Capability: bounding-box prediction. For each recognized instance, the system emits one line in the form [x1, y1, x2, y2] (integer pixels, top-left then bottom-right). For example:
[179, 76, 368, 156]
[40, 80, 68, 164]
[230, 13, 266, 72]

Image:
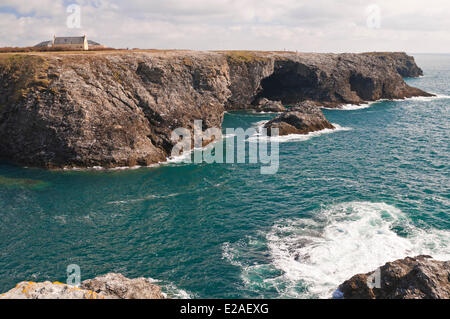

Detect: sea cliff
[0, 51, 430, 169]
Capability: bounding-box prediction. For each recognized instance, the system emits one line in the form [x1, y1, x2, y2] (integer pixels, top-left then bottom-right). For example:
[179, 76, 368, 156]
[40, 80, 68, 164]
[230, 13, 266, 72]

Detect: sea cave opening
[253, 62, 322, 105]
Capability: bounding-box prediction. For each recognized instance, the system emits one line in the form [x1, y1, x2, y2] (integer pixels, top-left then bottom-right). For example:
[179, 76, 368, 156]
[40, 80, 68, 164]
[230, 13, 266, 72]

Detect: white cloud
[0, 0, 66, 16]
[0, 0, 449, 52]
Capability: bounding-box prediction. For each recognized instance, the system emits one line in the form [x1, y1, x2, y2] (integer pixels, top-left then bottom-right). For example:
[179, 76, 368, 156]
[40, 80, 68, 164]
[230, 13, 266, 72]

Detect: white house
[52, 35, 89, 50]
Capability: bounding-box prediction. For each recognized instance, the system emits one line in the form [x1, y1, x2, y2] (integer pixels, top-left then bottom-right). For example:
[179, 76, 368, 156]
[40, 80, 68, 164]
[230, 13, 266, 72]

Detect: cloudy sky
[0, 0, 449, 52]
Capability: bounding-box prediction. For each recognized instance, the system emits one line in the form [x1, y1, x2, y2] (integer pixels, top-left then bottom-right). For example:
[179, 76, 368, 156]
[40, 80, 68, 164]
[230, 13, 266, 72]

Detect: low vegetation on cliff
[0, 50, 430, 169]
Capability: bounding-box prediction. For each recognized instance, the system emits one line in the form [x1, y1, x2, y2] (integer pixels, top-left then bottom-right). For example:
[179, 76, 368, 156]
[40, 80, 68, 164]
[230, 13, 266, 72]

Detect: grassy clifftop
[0, 55, 51, 108]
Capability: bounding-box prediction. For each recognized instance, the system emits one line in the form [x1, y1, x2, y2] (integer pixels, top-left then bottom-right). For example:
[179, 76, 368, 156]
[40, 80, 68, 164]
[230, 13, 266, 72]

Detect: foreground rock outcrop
[0, 273, 165, 299]
[0, 51, 430, 168]
[264, 101, 334, 136]
[80, 273, 164, 299]
[335, 256, 450, 299]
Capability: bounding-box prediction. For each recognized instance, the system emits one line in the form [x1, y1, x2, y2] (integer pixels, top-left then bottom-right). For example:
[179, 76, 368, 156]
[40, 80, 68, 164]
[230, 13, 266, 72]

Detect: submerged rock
[253, 98, 286, 112]
[335, 255, 450, 299]
[0, 273, 165, 299]
[0, 175, 49, 189]
[264, 101, 334, 136]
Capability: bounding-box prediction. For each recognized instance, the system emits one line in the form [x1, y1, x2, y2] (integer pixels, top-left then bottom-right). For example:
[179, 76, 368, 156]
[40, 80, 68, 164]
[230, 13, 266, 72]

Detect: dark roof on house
[35, 41, 51, 47]
[54, 36, 86, 45]
[88, 40, 101, 46]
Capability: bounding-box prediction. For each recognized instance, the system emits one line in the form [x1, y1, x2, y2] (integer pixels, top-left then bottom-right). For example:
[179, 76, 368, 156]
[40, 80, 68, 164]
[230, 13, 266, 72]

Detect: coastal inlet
[0, 53, 448, 298]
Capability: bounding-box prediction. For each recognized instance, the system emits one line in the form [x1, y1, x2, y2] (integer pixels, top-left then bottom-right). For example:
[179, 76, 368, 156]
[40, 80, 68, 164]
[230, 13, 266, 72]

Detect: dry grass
[218, 50, 272, 63]
[362, 52, 406, 56]
[0, 49, 195, 59]
[0, 46, 117, 53]
[0, 49, 298, 60]
[0, 54, 50, 104]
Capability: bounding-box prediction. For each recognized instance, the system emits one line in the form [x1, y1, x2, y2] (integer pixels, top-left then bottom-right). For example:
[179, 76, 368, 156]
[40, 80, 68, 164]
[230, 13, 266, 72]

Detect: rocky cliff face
[0, 273, 165, 299]
[80, 273, 165, 299]
[0, 51, 430, 169]
[362, 52, 424, 77]
[252, 52, 429, 106]
[335, 256, 450, 299]
[253, 98, 286, 113]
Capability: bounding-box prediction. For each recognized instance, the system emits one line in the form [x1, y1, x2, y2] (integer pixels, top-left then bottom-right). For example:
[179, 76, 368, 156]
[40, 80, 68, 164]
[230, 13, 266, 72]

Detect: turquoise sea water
[0, 54, 449, 298]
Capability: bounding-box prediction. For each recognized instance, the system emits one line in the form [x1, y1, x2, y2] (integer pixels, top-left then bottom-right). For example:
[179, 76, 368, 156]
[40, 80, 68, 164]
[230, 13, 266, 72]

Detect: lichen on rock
[0, 273, 165, 299]
[80, 273, 165, 299]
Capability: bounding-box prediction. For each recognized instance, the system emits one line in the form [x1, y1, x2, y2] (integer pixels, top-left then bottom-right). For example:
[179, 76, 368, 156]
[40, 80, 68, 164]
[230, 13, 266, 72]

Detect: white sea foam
[223, 133, 237, 139]
[339, 103, 373, 110]
[248, 123, 352, 143]
[147, 278, 193, 299]
[322, 102, 374, 111]
[222, 239, 280, 297]
[62, 164, 161, 171]
[165, 133, 236, 165]
[161, 283, 193, 299]
[250, 110, 284, 114]
[222, 242, 244, 268]
[404, 93, 450, 101]
[268, 202, 450, 298]
[63, 165, 142, 171]
[166, 151, 193, 164]
[223, 202, 450, 298]
[327, 93, 450, 111]
[108, 193, 180, 205]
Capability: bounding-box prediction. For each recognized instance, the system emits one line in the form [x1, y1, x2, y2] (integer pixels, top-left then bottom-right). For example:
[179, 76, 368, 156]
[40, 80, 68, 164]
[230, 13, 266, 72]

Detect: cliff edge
[0, 51, 430, 169]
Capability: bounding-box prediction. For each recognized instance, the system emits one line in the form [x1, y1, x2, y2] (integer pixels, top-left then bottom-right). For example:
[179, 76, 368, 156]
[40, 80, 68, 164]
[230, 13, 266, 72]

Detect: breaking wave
[222, 202, 450, 298]
[248, 121, 352, 143]
[147, 278, 193, 299]
[107, 193, 181, 205]
[329, 93, 450, 111]
[339, 103, 372, 110]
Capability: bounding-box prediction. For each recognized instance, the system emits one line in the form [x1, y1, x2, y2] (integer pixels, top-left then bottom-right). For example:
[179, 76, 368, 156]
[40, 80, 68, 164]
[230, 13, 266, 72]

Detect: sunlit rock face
[0, 51, 430, 169]
[264, 101, 335, 136]
[336, 256, 450, 299]
[0, 273, 165, 299]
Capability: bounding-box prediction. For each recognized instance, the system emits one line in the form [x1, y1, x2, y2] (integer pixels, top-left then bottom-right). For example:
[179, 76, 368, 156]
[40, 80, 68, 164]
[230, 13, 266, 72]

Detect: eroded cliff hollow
[0, 51, 430, 169]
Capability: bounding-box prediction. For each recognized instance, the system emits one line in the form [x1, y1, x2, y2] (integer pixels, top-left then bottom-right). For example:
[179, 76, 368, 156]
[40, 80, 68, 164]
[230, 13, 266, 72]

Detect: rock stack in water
[264, 101, 335, 136]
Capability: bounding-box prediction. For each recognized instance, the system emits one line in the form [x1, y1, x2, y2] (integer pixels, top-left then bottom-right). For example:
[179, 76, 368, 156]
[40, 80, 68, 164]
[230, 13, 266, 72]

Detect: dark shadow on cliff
[254, 61, 327, 105]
